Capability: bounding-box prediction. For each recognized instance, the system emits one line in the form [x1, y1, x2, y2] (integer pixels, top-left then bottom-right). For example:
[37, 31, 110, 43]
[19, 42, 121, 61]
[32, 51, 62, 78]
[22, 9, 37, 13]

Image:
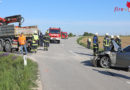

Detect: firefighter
[43, 32, 50, 51]
[39, 32, 44, 47]
[115, 35, 121, 48]
[32, 31, 39, 53]
[93, 33, 99, 56]
[110, 35, 115, 51]
[87, 37, 91, 49]
[46, 31, 50, 47]
[18, 32, 28, 55]
[103, 33, 111, 51]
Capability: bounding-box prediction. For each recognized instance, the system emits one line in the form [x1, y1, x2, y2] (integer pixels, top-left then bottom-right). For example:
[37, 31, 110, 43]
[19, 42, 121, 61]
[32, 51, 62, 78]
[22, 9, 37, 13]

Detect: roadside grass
[0, 52, 38, 90]
[77, 36, 94, 49]
[77, 36, 87, 48]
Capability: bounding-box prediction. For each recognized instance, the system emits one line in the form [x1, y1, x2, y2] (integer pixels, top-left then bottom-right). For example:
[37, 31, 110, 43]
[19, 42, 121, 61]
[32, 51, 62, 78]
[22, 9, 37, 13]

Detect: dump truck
[0, 15, 39, 52]
[0, 25, 39, 52]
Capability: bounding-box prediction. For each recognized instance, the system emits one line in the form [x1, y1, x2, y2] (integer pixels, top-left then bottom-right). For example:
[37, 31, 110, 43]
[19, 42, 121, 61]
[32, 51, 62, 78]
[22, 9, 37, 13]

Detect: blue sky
[0, 0, 130, 35]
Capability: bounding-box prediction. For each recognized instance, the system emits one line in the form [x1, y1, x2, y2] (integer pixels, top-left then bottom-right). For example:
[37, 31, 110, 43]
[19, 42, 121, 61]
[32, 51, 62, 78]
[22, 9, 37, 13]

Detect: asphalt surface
[29, 37, 130, 90]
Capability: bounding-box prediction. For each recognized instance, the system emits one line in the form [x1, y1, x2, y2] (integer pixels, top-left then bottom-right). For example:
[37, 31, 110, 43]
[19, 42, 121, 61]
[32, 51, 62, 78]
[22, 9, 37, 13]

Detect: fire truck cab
[49, 27, 61, 43]
[61, 32, 68, 39]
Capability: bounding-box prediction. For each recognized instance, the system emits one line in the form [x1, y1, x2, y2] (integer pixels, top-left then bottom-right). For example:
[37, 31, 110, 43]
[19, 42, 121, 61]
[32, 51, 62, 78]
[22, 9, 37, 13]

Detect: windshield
[49, 30, 60, 34]
[112, 40, 120, 51]
[62, 33, 67, 35]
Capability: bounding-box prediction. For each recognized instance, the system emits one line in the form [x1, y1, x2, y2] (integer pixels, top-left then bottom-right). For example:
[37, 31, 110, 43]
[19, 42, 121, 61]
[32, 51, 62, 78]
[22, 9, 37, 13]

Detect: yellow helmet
[34, 31, 37, 34]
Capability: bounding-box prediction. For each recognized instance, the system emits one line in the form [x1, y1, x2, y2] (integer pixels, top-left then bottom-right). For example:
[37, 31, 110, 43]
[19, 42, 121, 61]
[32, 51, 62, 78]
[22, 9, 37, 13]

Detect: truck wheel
[0, 41, 3, 51]
[100, 56, 110, 68]
[5, 41, 11, 52]
[58, 40, 60, 44]
[128, 66, 130, 72]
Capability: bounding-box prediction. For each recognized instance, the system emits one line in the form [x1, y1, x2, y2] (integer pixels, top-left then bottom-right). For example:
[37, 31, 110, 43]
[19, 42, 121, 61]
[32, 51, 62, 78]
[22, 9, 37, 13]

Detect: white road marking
[61, 44, 64, 46]
[126, 81, 130, 84]
[69, 50, 85, 60]
[69, 50, 78, 56]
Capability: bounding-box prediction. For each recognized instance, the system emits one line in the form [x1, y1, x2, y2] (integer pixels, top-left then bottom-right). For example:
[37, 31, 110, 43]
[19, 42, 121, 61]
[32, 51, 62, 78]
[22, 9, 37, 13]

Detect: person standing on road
[32, 31, 39, 53]
[93, 33, 99, 56]
[87, 37, 92, 49]
[43, 32, 50, 51]
[18, 32, 28, 55]
[39, 32, 44, 47]
[115, 35, 121, 48]
[103, 33, 111, 51]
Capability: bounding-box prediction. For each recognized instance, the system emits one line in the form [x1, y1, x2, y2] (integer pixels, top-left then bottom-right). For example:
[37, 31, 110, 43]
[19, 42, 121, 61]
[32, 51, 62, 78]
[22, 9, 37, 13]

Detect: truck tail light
[13, 39, 18, 42]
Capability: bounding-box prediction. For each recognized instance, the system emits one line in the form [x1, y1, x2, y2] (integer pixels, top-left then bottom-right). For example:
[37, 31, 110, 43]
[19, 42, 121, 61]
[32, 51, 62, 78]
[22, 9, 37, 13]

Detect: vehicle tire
[5, 41, 11, 52]
[100, 56, 111, 68]
[128, 66, 130, 72]
[58, 40, 60, 44]
[92, 56, 98, 67]
[0, 41, 3, 51]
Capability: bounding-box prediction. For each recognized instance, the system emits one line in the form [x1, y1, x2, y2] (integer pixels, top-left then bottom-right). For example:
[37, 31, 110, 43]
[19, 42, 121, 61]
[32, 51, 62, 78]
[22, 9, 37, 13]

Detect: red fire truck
[49, 27, 61, 43]
[61, 32, 68, 39]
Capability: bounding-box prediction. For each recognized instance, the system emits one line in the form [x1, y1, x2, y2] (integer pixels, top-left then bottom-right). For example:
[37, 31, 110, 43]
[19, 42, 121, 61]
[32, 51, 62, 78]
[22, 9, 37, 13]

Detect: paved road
[29, 37, 130, 90]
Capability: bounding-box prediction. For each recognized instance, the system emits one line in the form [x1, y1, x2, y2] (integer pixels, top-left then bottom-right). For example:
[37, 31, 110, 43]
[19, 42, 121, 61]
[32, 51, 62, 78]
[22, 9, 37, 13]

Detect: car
[91, 40, 130, 70]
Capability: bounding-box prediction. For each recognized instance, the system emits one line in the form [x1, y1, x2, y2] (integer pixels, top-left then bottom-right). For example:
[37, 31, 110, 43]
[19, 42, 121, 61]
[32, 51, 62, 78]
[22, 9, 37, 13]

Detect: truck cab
[61, 32, 68, 39]
[49, 28, 61, 43]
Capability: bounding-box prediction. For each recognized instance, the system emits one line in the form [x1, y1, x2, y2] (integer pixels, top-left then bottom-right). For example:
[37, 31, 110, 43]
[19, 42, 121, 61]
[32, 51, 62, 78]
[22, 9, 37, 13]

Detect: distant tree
[68, 33, 75, 37]
[83, 32, 94, 36]
[73, 35, 76, 37]
[68, 33, 73, 37]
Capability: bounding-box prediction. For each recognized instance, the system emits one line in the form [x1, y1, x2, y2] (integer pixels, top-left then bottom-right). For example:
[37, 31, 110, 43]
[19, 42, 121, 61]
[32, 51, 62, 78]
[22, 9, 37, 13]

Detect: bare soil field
[80, 36, 130, 49]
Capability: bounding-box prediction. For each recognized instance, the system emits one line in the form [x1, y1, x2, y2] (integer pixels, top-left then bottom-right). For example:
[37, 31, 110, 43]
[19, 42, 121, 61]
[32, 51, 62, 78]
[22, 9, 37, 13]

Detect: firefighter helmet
[111, 35, 114, 39]
[117, 35, 120, 38]
[105, 33, 109, 36]
[95, 33, 98, 36]
[34, 31, 37, 34]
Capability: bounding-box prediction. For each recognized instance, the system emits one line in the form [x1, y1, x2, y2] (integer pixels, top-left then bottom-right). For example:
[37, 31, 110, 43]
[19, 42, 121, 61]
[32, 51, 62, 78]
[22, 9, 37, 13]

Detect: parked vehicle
[61, 32, 68, 39]
[0, 25, 39, 52]
[92, 40, 130, 70]
[49, 27, 61, 43]
[0, 15, 39, 52]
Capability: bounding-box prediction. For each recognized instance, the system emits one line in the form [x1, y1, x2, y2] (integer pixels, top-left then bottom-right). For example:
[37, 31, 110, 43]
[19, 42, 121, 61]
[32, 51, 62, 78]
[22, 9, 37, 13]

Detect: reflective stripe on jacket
[32, 34, 39, 46]
[103, 37, 111, 47]
[33, 34, 39, 41]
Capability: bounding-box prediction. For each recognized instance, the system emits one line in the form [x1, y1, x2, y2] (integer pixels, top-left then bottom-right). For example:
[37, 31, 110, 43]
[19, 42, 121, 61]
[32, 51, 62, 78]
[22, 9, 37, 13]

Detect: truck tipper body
[0, 25, 38, 52]
[49, 27, 61, 43]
